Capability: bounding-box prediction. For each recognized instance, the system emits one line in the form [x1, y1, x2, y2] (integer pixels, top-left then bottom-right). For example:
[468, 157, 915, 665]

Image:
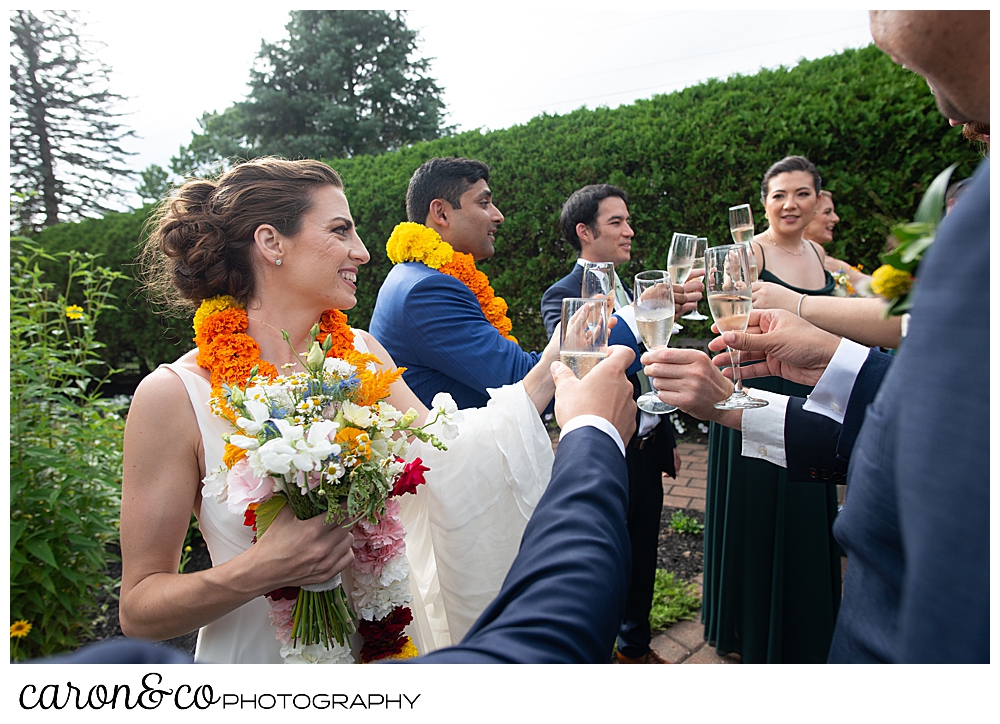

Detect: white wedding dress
[162, 334, 553, 663]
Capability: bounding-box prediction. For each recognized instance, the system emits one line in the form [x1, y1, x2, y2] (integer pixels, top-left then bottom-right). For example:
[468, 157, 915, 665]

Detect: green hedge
[33, 45, 982, 370]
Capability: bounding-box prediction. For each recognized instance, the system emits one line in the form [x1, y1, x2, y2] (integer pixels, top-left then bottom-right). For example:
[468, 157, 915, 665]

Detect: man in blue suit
[369, 157, 548, 409]
[540, 184, 680, 664]
[642, 10, 989, 663]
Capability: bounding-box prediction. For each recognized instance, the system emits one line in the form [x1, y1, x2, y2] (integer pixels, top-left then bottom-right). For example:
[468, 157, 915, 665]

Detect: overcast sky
[70, 3, 876, 204]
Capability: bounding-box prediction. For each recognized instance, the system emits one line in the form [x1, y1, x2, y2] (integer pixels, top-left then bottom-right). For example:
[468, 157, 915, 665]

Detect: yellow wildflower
[65, 305, 84, 320]
[870, 265, 913, 299]
[10, 620, 32, 638]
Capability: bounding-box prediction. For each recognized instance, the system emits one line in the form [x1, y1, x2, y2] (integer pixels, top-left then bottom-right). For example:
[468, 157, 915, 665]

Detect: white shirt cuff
[802, 338, 869, 424]
[560, 414, 626, 457]
[740, 389, 789, 467]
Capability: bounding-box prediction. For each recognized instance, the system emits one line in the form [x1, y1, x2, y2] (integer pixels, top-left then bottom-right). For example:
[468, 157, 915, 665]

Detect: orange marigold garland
[385, 221, 518, 344]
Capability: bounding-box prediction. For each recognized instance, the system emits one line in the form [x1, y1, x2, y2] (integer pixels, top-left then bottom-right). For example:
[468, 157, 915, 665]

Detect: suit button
[809, 467, 818, 479]
[821, 469, 830, 480]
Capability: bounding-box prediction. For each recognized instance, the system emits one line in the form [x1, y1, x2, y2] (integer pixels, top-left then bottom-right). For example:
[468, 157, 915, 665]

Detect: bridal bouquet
[202, 320, 458, 663]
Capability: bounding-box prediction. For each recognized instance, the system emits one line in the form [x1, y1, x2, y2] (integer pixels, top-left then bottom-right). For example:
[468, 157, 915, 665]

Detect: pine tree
[10, 10, 135, 230]
[172, 10, 448, 176]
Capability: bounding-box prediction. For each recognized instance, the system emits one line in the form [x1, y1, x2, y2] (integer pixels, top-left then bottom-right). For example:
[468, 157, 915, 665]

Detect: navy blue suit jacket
[369, 262, 541, 409]
[787, 161, 989, 663]
[416, 426, 631, 662]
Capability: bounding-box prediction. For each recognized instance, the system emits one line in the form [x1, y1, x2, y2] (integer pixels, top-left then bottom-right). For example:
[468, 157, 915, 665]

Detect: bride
[120, 158, 558, 663]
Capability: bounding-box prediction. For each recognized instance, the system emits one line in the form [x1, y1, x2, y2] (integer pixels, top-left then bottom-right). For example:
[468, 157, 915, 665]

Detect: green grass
[649, 570, 701, 633]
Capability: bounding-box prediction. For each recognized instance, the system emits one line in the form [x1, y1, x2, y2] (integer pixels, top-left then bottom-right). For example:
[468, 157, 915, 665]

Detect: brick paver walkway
[655, 441, 739, 663]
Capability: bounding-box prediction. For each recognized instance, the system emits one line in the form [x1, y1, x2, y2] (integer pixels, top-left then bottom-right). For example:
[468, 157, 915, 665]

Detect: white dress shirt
[741, 338, 870, 466]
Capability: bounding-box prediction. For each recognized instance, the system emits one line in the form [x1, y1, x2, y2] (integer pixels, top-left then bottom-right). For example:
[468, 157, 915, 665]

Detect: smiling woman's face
[763, 170, 818, 236]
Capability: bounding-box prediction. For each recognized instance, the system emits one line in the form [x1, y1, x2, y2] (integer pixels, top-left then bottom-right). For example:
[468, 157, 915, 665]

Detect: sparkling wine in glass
[681, 236, 709, 321]
[728, 204, 759, 283]
[633, 270, 676, 414]
[704, 245, 768, 410]
[668, 233, 696, 332]
[560, 297, 610, 378]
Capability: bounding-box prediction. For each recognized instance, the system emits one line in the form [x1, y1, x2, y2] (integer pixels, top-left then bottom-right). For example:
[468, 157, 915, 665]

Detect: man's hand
[674, 270, 704, 316]
[551, 344, 636, 444]
[708, 309, 841, 387]
[641, 348, 735, 423]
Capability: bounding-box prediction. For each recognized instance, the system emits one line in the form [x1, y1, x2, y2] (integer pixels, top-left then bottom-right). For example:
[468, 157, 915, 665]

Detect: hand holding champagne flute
[728, 204, 759, 283]
[633, 270, 677, 414]
[704, 245, 767, 409]
[560, 297, 610, 379]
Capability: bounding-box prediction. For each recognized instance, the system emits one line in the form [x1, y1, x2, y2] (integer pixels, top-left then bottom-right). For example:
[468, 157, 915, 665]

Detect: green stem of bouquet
[291, 587, 356, 650]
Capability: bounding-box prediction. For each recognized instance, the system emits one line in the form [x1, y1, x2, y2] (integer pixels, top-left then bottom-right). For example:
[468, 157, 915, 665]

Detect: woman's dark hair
[760, 155, 822, 203]
[141, 158, 343, 313]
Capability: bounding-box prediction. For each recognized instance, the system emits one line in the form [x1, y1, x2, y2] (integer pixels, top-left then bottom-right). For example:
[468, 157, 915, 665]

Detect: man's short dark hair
[406, 157, 491, 223]
[559, 184, 629, 252]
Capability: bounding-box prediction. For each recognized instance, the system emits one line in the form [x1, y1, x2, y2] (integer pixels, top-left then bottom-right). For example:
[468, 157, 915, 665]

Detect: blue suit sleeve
[540, 283, 565, 338]
[608, 314, 643, 377]
[414, 427, 631, 663]
[400, 272, 541, 393]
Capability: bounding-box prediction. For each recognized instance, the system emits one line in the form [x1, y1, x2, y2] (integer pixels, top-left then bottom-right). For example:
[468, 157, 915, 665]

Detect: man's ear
[576, 221, 594, 251]
[427, 199, 451, 228]
[254, 224, 284, 265]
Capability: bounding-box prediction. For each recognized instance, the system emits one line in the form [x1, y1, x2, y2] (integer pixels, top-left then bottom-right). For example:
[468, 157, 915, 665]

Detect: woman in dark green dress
[703, 156, 842, 663]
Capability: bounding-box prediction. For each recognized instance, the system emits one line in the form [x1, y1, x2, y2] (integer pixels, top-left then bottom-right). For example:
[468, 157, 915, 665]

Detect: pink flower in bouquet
[391, 457, 429, 497]
[267, 597, 297, 644]
[226, 459, 274, 514]
[352, 498, 406, 576]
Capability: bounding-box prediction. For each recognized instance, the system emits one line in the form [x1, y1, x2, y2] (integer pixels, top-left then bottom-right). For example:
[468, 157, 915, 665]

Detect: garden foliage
[31, 45, 982, 369]
[10, 239, 127, 659]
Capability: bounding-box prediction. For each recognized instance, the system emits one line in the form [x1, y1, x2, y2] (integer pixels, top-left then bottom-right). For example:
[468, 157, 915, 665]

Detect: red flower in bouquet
[392, 458, 429, 497]
[358, 606, 414, 663]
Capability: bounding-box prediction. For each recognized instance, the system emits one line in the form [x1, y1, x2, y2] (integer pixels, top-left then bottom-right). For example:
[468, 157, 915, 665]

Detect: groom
[369, 157, 544, 409]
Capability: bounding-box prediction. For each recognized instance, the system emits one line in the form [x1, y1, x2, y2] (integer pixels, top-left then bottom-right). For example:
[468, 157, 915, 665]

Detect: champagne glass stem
[728, 347, 744, 394]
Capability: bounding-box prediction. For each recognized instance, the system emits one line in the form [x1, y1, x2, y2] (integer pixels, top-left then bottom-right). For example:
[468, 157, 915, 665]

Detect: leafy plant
[873, 163, 958, 315]
[649, 570, 701, 632]
[669, 510, 705, 535]
[10, 237, 127, 660]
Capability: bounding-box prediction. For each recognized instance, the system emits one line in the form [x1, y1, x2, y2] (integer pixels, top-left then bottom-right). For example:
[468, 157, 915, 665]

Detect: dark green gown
[703, 257, 842, 664]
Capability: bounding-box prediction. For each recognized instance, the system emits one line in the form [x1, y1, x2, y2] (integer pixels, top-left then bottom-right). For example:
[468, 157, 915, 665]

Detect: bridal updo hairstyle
[760, 155, 822, 203]
[142, 158, 343, 312]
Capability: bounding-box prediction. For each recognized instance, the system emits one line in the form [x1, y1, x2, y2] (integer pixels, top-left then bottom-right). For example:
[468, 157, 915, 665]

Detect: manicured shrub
[33, 45, 982, 363]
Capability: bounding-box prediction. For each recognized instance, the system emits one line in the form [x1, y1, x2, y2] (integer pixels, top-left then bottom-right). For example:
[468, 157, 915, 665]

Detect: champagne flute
[633, 270, 677, 414]
[559, 297, 610, 379]
[581, 261, 617, 308]
[704, 245, 768, 410]
[681, 236, 709, 321]
[668, 233, 696, 332]
[728, 204, 759, 283]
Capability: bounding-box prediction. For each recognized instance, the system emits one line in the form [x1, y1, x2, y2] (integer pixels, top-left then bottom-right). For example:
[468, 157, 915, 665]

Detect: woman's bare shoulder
[131, 350, 204, 411]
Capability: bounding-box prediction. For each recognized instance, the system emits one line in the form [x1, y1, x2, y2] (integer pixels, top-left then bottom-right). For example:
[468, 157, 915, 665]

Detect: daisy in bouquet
[201, 312, 458, 664]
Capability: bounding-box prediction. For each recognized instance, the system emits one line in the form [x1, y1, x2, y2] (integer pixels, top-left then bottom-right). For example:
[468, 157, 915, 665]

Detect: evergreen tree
[135, 164, 173, 205]
[172, 10, 448, 176]
[10, 10, 136, 230]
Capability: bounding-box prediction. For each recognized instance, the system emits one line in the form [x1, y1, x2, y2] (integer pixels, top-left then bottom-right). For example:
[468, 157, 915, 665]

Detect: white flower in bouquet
[280, 642, 354, 665]
[341, 401, 374, 428]
[350, 555, 413, 620]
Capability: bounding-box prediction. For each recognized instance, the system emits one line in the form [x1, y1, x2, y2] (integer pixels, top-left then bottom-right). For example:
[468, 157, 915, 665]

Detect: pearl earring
[275, 258, 282, 266]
